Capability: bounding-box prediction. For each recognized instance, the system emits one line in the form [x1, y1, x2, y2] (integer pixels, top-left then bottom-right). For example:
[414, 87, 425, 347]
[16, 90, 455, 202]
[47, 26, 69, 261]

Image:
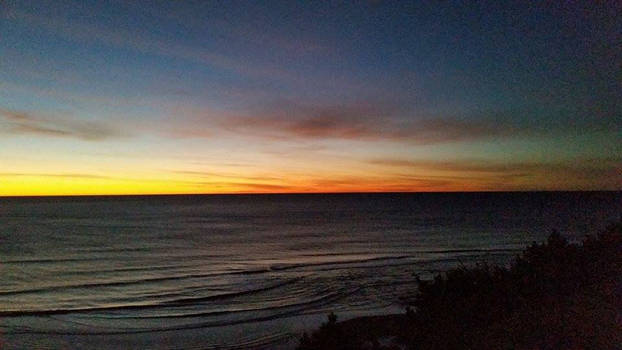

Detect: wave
[0, 256, 408, 296]
[100, 285, 351, 319]
[1, 256, 122, 264]
[0, 253, 224, 264]
[267, 249, 517, 272]
[53, 263, 206, 276]
[2, 248, 519, 266]
[0, 268, 273, 296]
[0, 277, 305, 317]
[293, 247, 521, 261]
[421, 247, 522, 254]
[267, 255, 413, 271]
[0, 249, 519, 297]
[3, 287, 355, 335]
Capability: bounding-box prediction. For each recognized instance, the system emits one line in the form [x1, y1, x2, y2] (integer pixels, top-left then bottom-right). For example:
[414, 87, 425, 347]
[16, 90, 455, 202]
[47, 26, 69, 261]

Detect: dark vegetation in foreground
[298, 223, 622, 350]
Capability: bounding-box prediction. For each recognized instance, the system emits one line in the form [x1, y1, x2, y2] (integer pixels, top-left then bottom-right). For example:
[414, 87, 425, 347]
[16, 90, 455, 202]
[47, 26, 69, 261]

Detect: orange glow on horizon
[1, 156, 616, 196]
[0, 173, 495, 196]
[0, 174, 574, 196]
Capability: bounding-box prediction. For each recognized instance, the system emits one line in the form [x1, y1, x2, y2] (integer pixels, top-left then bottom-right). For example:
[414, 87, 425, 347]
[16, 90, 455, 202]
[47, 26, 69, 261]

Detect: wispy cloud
[368, 158, 622, 190]
[11, 10, 299, 83]
[210, 97, 622, 144]
[215, 102, 520, 144]
[307, 176, 455, 191]
[369, 158, 621, 174]
[190, 181, 297, 193]
[114, 1, 332, 57]
[398, 118, 519, 144]
[221, 104, 386, 140]
[0, 109, 126, 141]
[171, 170, 282, 182]
[368, 159, 536, 173]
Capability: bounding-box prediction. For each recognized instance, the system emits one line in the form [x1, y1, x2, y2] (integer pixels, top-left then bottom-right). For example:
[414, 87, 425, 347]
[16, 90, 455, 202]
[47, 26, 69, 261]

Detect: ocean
[0, 192, 619, 349]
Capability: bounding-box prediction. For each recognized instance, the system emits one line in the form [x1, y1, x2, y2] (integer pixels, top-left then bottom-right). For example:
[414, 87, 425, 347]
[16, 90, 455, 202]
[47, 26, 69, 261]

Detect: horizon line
[1, 189, 619, 199]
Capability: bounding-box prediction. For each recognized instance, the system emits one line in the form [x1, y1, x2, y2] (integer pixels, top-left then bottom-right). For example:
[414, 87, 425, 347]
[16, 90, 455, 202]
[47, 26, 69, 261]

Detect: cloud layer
[0, 109, 124, 141]
[213, 102, 523, 144]
[368, 158, 622, 190]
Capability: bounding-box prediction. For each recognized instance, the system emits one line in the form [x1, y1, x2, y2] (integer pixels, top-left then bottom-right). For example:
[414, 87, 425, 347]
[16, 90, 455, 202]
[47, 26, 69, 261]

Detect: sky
[0, 0, 620, 195]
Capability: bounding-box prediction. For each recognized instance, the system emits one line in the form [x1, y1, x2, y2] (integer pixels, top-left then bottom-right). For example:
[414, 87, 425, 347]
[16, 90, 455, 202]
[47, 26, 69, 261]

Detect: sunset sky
[1, 0, 620, 195]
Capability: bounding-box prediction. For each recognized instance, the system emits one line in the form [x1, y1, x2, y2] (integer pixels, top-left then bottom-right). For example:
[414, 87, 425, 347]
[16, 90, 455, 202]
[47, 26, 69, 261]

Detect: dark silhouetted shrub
[298, 223, 622, 350]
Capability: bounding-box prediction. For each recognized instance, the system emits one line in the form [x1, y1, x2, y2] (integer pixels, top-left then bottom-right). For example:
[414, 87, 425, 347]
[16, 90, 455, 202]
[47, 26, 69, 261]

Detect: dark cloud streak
[369, 158, 621, 174]
[191, 181, 295, 192]
[0, 109, 126, 141]
[212, 98, 620, 145]
[368, 158, 622, 189]
[171, 170, 281, 182]
[217, 102, 521, 144]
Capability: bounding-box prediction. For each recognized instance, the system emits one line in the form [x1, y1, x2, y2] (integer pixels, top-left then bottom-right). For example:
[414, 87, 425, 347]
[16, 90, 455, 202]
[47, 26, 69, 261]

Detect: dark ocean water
[0, 192, 619, 349]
